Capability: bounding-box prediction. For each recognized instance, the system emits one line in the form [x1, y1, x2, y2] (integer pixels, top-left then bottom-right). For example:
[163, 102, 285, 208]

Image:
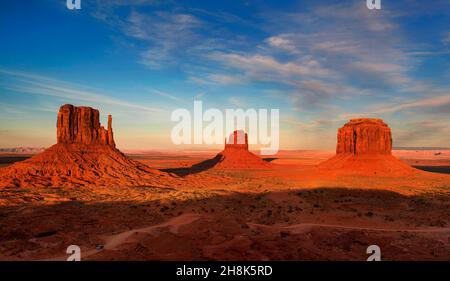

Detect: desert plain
[1, 149, 450, 260]
[0, 106, 449, 261]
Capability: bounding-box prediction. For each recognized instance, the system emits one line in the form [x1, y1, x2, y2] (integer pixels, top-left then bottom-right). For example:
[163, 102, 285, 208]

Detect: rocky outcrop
[189, 130, 272, 171]
[57, 104, 115, 147]
[319, 118, 417, 176]
[336, 118, 392, 155]
[0, 104, 176, 188]
[224, 130, 249, 151]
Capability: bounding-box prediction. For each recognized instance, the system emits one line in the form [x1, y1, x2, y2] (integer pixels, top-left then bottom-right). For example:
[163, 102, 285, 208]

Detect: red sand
[213, 148, 272, 169]
[0, 144, 176, 188]
[1, 108, 450, 261]
[318, 154, 419, 176]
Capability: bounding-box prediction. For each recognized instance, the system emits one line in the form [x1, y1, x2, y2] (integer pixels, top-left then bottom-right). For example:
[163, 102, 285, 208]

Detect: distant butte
[319, 118, 418, 176]
[224, 129, 249, 151]
[190, 130, 272, 171]
[0, 104, 176, 188]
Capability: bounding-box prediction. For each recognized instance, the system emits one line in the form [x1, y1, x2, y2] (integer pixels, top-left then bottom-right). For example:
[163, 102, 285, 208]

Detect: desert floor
[0, 150, 449, 261]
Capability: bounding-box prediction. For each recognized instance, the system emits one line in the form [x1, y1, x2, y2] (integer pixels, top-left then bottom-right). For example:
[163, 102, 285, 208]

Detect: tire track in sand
[42, 213, 204, 261]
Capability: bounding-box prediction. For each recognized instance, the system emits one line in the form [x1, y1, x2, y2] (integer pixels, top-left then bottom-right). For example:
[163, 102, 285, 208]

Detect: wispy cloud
[443, 31, 450, 45]
[371, 94, 450, 115]
[228, 97, 246, 107]
[265, 34, 300, 54]
[0, 69, 162, 113]
[395, 119, 450, 147]
[208, 52, 329, 80]
[3, 0, 449, 149]
[125, 11, 203, 69]
[186, 73, 245, 86]
[147, 88, 185, 103]
[335, 93, 450, 123]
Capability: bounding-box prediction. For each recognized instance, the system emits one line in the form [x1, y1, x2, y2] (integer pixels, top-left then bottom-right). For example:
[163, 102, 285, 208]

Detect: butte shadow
[1, 187, 449, 260]
[163, 130, 273, 176]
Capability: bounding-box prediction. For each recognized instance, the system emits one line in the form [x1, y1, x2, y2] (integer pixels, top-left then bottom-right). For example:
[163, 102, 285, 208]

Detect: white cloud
[350, 61, 404, 73]
[208, 52, 329, 79]
[208, 74, 245, 85]
[374, 95, 450, 114]
[83, 1, 450, 148]
[265, 34, 300, 54]
[187, 73, 245, 86]
[313, 40, 361, 54]
[335, 93, 450, 123]
[312, 2, 398, 32]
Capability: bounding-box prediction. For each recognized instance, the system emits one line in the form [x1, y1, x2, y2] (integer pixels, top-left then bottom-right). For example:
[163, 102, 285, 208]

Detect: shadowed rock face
[336, 118, 392, 155]
[57, 104, 115, 148]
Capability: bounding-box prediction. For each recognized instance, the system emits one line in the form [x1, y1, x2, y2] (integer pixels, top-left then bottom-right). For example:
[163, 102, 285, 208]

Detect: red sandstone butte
[192, 130, 272, 170]
[224, 130, 249, 150]
[0, 104, 175, 188]
[336, 118, 392, 155]
[57, 104, 115, 147]
[319, 118, 417, 176]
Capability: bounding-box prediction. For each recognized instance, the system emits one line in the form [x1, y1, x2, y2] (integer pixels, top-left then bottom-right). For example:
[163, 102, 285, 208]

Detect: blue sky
[0, 0, 450, 150]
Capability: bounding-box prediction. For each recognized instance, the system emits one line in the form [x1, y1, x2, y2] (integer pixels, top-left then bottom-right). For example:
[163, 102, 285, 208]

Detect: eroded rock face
[336, 118, 392, 155]
[216, 130, 271, 169]
[57, 104, 115, 147]
[224, 130, 249, 151]
[319, 118, 418, 176]
[0, 104, 178, 188]
[188, 130, 271, 170]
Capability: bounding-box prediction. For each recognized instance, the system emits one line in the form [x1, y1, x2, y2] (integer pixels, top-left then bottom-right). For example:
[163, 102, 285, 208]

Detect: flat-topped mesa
[57, 104, 115, 147]
[224, 130, 249, 151]
[336, 118, 392, 155]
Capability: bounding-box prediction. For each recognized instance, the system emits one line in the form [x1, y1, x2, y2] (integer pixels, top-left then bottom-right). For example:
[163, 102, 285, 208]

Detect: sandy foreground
[0, 150, 449, 261]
